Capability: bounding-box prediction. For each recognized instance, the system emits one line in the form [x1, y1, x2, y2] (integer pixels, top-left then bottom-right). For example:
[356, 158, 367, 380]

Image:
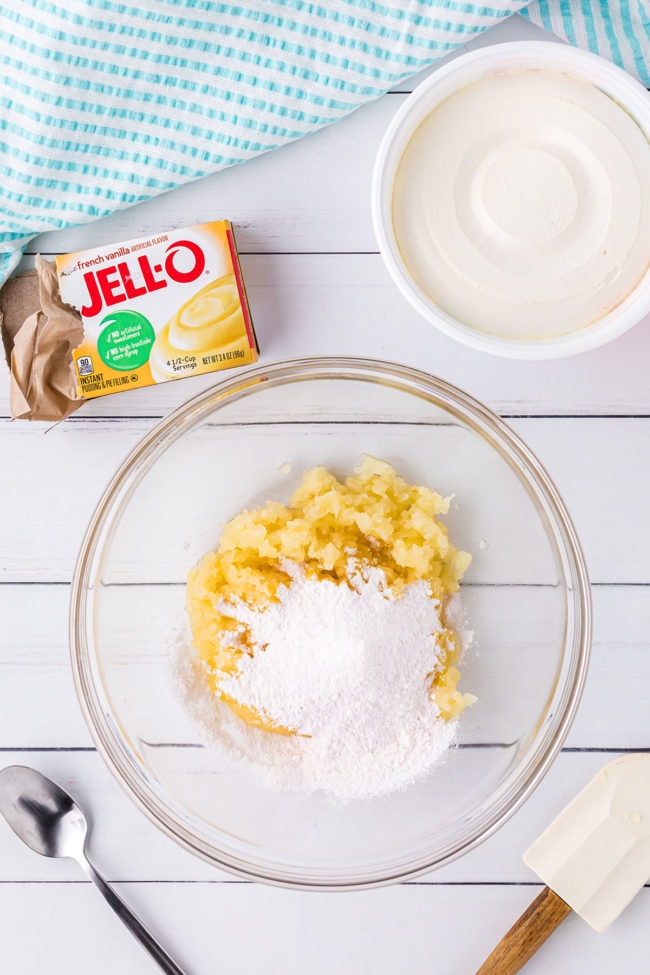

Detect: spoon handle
[80, 856, 187, 975]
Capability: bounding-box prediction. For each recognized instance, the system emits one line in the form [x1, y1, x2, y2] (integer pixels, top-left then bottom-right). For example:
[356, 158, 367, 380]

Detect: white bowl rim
[371, 41, 650, 360]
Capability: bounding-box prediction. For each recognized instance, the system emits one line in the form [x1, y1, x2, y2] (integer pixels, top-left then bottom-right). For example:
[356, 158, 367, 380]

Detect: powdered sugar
[176, 561, 463, 803]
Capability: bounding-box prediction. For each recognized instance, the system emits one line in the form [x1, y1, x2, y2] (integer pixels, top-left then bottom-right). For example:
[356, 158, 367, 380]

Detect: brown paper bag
[0, 256, 85, 420]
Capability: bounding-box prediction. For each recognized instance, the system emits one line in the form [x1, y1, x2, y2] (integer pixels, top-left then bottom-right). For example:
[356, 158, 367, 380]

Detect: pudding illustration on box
[57, 221, 258, 399]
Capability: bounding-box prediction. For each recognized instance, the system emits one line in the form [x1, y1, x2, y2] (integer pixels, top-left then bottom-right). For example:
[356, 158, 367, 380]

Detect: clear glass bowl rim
[69, 356, 592, 890]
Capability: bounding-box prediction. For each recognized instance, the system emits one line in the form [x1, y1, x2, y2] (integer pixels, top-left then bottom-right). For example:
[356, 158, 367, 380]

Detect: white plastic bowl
[371, 42, 650, 360]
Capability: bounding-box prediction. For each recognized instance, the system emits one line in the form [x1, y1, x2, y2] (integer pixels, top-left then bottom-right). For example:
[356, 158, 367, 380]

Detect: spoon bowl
[0, 765, 87, 860]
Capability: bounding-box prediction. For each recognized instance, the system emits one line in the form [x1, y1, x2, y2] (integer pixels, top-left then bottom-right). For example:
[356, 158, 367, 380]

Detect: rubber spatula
[476, 753, 650, 974]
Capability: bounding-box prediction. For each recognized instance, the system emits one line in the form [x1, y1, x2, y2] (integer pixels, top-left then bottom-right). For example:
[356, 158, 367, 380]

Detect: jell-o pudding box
[56, 220, 258, 399]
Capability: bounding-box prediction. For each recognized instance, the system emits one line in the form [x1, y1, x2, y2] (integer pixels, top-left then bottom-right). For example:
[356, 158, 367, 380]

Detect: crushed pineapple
[187, 455, 474, 730]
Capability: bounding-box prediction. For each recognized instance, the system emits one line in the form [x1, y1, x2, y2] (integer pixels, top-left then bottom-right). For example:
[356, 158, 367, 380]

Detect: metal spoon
[0, 765, 187, 975]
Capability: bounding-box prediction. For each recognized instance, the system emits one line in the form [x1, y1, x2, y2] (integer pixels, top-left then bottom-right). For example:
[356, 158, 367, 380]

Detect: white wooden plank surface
[2, 13, 649, 975]
[5, 254, 650, 420]
[1, 882, 649, 975]
[0, 749, 643, 884]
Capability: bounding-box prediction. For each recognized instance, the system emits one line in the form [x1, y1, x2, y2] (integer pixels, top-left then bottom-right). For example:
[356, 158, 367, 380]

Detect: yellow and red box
[56, 220, 258, 399]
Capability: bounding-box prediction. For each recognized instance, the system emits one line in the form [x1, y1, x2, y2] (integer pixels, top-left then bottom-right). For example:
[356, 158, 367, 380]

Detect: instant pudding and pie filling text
[182, 456, 475, 802]
[57, 221, 257, 399]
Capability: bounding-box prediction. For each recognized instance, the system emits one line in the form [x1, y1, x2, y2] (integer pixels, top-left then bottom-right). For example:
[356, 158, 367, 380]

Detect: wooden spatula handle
[476, 885, 572, 975]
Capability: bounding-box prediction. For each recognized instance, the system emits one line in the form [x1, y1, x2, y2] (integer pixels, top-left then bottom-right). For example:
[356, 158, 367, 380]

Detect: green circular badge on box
[97, 310, 156, 371]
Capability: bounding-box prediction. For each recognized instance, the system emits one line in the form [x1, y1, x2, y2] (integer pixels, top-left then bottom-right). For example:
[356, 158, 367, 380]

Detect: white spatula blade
[524, 753, 650, 932]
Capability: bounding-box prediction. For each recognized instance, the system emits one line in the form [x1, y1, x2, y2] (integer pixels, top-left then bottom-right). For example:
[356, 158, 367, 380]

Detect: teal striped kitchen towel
[1, 0, 648, 286]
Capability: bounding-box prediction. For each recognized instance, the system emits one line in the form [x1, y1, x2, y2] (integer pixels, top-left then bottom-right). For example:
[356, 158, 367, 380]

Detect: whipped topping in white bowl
[372, 43, 650, 359]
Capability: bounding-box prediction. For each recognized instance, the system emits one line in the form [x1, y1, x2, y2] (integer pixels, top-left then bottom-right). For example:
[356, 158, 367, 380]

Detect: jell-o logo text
[80, 240, 206, 317]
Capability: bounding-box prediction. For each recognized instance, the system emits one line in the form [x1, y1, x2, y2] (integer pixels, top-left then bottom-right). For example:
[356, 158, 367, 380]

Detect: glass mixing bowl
[70, 358, 591, 888]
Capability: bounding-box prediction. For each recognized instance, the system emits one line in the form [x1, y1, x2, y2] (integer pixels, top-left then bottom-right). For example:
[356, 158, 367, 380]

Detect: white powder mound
[175, 563, 461, 803]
